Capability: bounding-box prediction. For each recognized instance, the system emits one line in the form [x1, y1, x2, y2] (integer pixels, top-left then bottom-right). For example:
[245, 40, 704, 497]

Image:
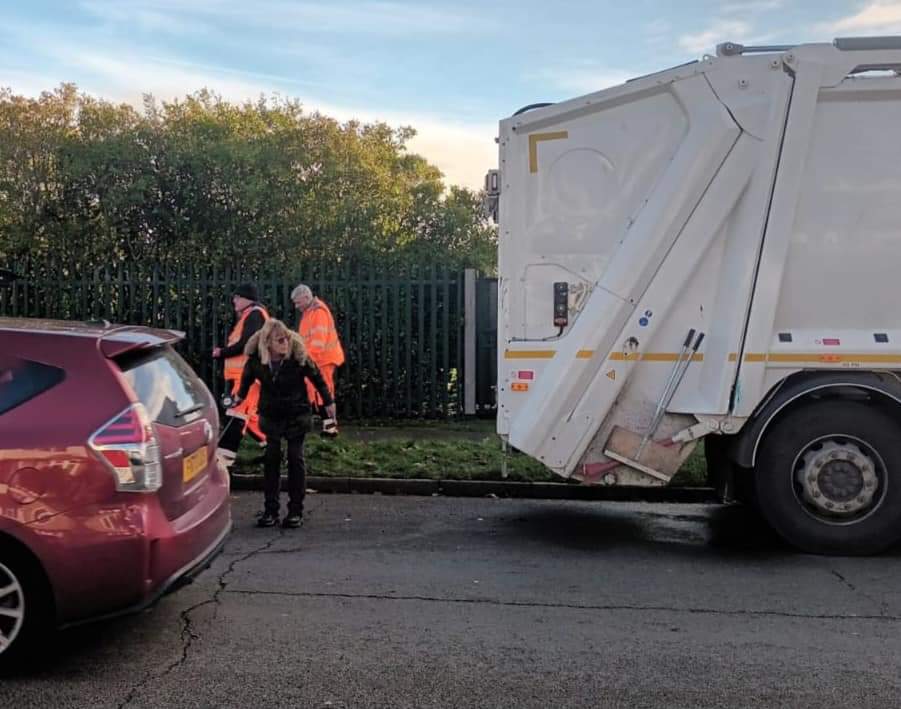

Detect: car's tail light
[89, 404, 163, 492]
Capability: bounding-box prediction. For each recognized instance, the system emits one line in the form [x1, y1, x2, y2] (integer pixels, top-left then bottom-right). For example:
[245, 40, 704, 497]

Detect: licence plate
[183, 447, 209, 483]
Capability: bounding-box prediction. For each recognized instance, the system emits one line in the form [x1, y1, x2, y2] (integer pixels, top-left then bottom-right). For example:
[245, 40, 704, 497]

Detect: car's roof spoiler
[98, 325, 186, 358]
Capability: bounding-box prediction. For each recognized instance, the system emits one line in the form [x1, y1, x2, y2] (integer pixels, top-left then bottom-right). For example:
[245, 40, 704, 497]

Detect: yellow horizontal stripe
[608, 352, 640, 362]
[505, 349, 901, 365]
[608, 352, 703, 362]
[766, 353, 901, 364]
[504, 349, 556, 359]
[641, 353, 704, 362]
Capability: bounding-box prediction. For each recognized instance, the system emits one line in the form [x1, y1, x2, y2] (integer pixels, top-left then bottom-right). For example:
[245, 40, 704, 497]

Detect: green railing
[0, 259, 466, 419]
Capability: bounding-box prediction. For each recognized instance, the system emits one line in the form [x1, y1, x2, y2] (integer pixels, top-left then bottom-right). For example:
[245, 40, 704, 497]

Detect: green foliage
[235, 431, 557, 482]
[0, 85, 496, 272]
[234, 425, 710, 485]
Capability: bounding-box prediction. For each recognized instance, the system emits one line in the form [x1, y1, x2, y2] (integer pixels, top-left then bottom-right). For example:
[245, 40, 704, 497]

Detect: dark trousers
[260, 416, 307, 516]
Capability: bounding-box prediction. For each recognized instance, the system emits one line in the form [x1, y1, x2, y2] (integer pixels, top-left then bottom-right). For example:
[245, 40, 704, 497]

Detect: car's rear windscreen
[117, 346, 209, 427]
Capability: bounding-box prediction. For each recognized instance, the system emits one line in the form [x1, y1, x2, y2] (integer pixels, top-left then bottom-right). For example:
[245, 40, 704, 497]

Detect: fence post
[463, 268, 477, 416]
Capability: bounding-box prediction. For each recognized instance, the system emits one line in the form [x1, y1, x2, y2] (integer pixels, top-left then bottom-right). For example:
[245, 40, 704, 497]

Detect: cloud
[1, 69, 73, 99]
[645, 19, 672, 35]
[821, 1, 901, 34]
[78, 0, 488, 37]
[1, 5, 502, 190]
[720, 0, 783, 13]
[60, 50, 284, 106]
[2, 42, 496, 190]
[405, 121, 497, 192]
[678, 20, 754, 54]
[530, 66, 634, 96]
[78, 2, 209, 37]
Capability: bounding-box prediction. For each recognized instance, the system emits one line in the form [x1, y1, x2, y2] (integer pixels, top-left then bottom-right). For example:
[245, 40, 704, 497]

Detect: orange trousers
[226, 376, 266, 442]
[306, 364, 337, 410]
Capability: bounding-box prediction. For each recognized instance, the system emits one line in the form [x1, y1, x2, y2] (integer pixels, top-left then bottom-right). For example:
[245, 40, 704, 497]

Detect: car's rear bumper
[58, 517, 231, 629]
[22, 465, 233, 626]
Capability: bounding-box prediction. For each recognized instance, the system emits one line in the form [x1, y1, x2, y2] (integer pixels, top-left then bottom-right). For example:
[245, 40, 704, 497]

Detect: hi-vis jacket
[298, 298, 344, 368]
[223, 304, 270, 380]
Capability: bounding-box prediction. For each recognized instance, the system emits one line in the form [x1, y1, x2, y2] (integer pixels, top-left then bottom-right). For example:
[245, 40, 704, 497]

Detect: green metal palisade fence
[0, 258, 470, 420]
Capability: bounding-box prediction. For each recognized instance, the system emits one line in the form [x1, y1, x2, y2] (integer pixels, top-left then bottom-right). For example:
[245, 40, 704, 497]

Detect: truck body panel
[495, 40, 901, 487]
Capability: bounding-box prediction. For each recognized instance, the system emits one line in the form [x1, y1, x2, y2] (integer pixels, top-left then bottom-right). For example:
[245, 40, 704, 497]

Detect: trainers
[282, 513, 303, 529]
[256, 512, 278, 528]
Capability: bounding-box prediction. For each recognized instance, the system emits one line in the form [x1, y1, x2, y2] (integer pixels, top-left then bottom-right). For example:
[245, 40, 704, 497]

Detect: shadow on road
[501, 502, 796, 558]
[0, 614, 140, 680]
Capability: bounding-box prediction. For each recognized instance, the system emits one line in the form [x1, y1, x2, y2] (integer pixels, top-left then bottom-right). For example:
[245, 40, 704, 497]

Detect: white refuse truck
[487, 37, 901, 555]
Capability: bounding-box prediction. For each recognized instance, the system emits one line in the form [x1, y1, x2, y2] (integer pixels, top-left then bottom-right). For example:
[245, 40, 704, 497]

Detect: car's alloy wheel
[0, 561, 25, 655]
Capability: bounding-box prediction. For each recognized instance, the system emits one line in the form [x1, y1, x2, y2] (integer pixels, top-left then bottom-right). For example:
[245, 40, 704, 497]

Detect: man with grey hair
[292, 283, 344, 435]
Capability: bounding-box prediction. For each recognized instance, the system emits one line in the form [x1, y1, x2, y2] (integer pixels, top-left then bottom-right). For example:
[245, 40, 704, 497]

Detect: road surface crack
[116, 530, 285, 709]
[224, 588, 901, 623]
[831, 569, 891, 618]
[831, 569, 857, 592]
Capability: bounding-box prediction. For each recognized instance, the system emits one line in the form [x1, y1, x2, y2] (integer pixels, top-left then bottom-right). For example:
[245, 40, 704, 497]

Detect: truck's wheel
[755, 400, 901, 555]
[0, 545, 50, 672]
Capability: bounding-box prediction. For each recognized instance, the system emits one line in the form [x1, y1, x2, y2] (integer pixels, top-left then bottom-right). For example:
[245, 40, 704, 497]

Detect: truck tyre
[754, 400, 901, 555]
[0, 543, 51, 673]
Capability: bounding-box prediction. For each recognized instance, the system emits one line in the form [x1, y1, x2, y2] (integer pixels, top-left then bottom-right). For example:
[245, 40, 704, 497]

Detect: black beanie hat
[234, 283, 259, 302]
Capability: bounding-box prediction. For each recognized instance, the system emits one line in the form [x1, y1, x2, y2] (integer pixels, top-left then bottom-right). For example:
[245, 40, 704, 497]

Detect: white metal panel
[573, 134, 763, 478]
[509, 90, 690, 341]
[600, 77, 739, 303]
[502, 77, 740, 471]
[774, 77, 901, 331]
[497, 39, 901, 480]
[734, 55, 826, 417]
[738, 44, 901, 417]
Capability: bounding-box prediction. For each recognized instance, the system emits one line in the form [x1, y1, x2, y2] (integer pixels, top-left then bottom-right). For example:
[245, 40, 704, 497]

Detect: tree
[0, 85, 497, 274]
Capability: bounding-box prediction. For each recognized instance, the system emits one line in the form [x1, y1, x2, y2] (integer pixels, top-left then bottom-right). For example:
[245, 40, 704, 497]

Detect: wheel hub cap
[797, 440, 879, 518]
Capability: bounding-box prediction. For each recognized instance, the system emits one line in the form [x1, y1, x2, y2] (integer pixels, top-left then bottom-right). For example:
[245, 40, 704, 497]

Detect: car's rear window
[118, 346, 209, 426]
[0, 356, 66, 415]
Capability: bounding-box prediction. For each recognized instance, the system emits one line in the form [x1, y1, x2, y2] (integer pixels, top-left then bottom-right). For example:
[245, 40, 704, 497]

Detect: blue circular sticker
[639, 317, 649, 327]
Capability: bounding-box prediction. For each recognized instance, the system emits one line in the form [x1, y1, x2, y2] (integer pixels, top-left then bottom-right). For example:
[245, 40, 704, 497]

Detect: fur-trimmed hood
[244, 319, 311, 366]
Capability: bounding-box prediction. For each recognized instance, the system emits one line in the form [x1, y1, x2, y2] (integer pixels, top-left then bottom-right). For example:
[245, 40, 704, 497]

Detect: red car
[0, 318, 231, 666]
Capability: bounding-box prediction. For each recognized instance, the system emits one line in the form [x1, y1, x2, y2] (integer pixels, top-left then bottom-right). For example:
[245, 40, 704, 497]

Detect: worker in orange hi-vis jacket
[291, 283, 344, 435]
[213, 282, 270, 464]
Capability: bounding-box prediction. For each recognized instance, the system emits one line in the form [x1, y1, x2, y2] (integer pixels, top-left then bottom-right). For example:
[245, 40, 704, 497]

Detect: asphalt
[3, 492, 901, 708]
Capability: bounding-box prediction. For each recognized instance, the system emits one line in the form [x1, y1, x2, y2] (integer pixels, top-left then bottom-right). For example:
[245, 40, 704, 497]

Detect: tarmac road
[3, 492, 901, 708]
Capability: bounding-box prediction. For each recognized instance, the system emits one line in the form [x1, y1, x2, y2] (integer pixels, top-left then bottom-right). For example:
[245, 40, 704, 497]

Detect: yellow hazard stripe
[640, 353, 704, 362]
[508, 350, 704, 362]
[746, 353, 901, 364]
[605, 352, 704, 362]
[505, 350, 901, 365]
[504, 349, 556, 359]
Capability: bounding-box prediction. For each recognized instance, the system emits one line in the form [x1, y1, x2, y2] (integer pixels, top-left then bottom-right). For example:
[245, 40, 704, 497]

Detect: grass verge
[233, 425, 709, 487]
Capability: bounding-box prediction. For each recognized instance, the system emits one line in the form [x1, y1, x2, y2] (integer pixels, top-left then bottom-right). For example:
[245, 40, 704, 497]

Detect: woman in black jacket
[235, 319, 336, 528]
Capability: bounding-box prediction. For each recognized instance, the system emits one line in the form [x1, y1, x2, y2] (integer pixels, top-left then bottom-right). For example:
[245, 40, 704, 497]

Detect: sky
[1, 1, 899, 190]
